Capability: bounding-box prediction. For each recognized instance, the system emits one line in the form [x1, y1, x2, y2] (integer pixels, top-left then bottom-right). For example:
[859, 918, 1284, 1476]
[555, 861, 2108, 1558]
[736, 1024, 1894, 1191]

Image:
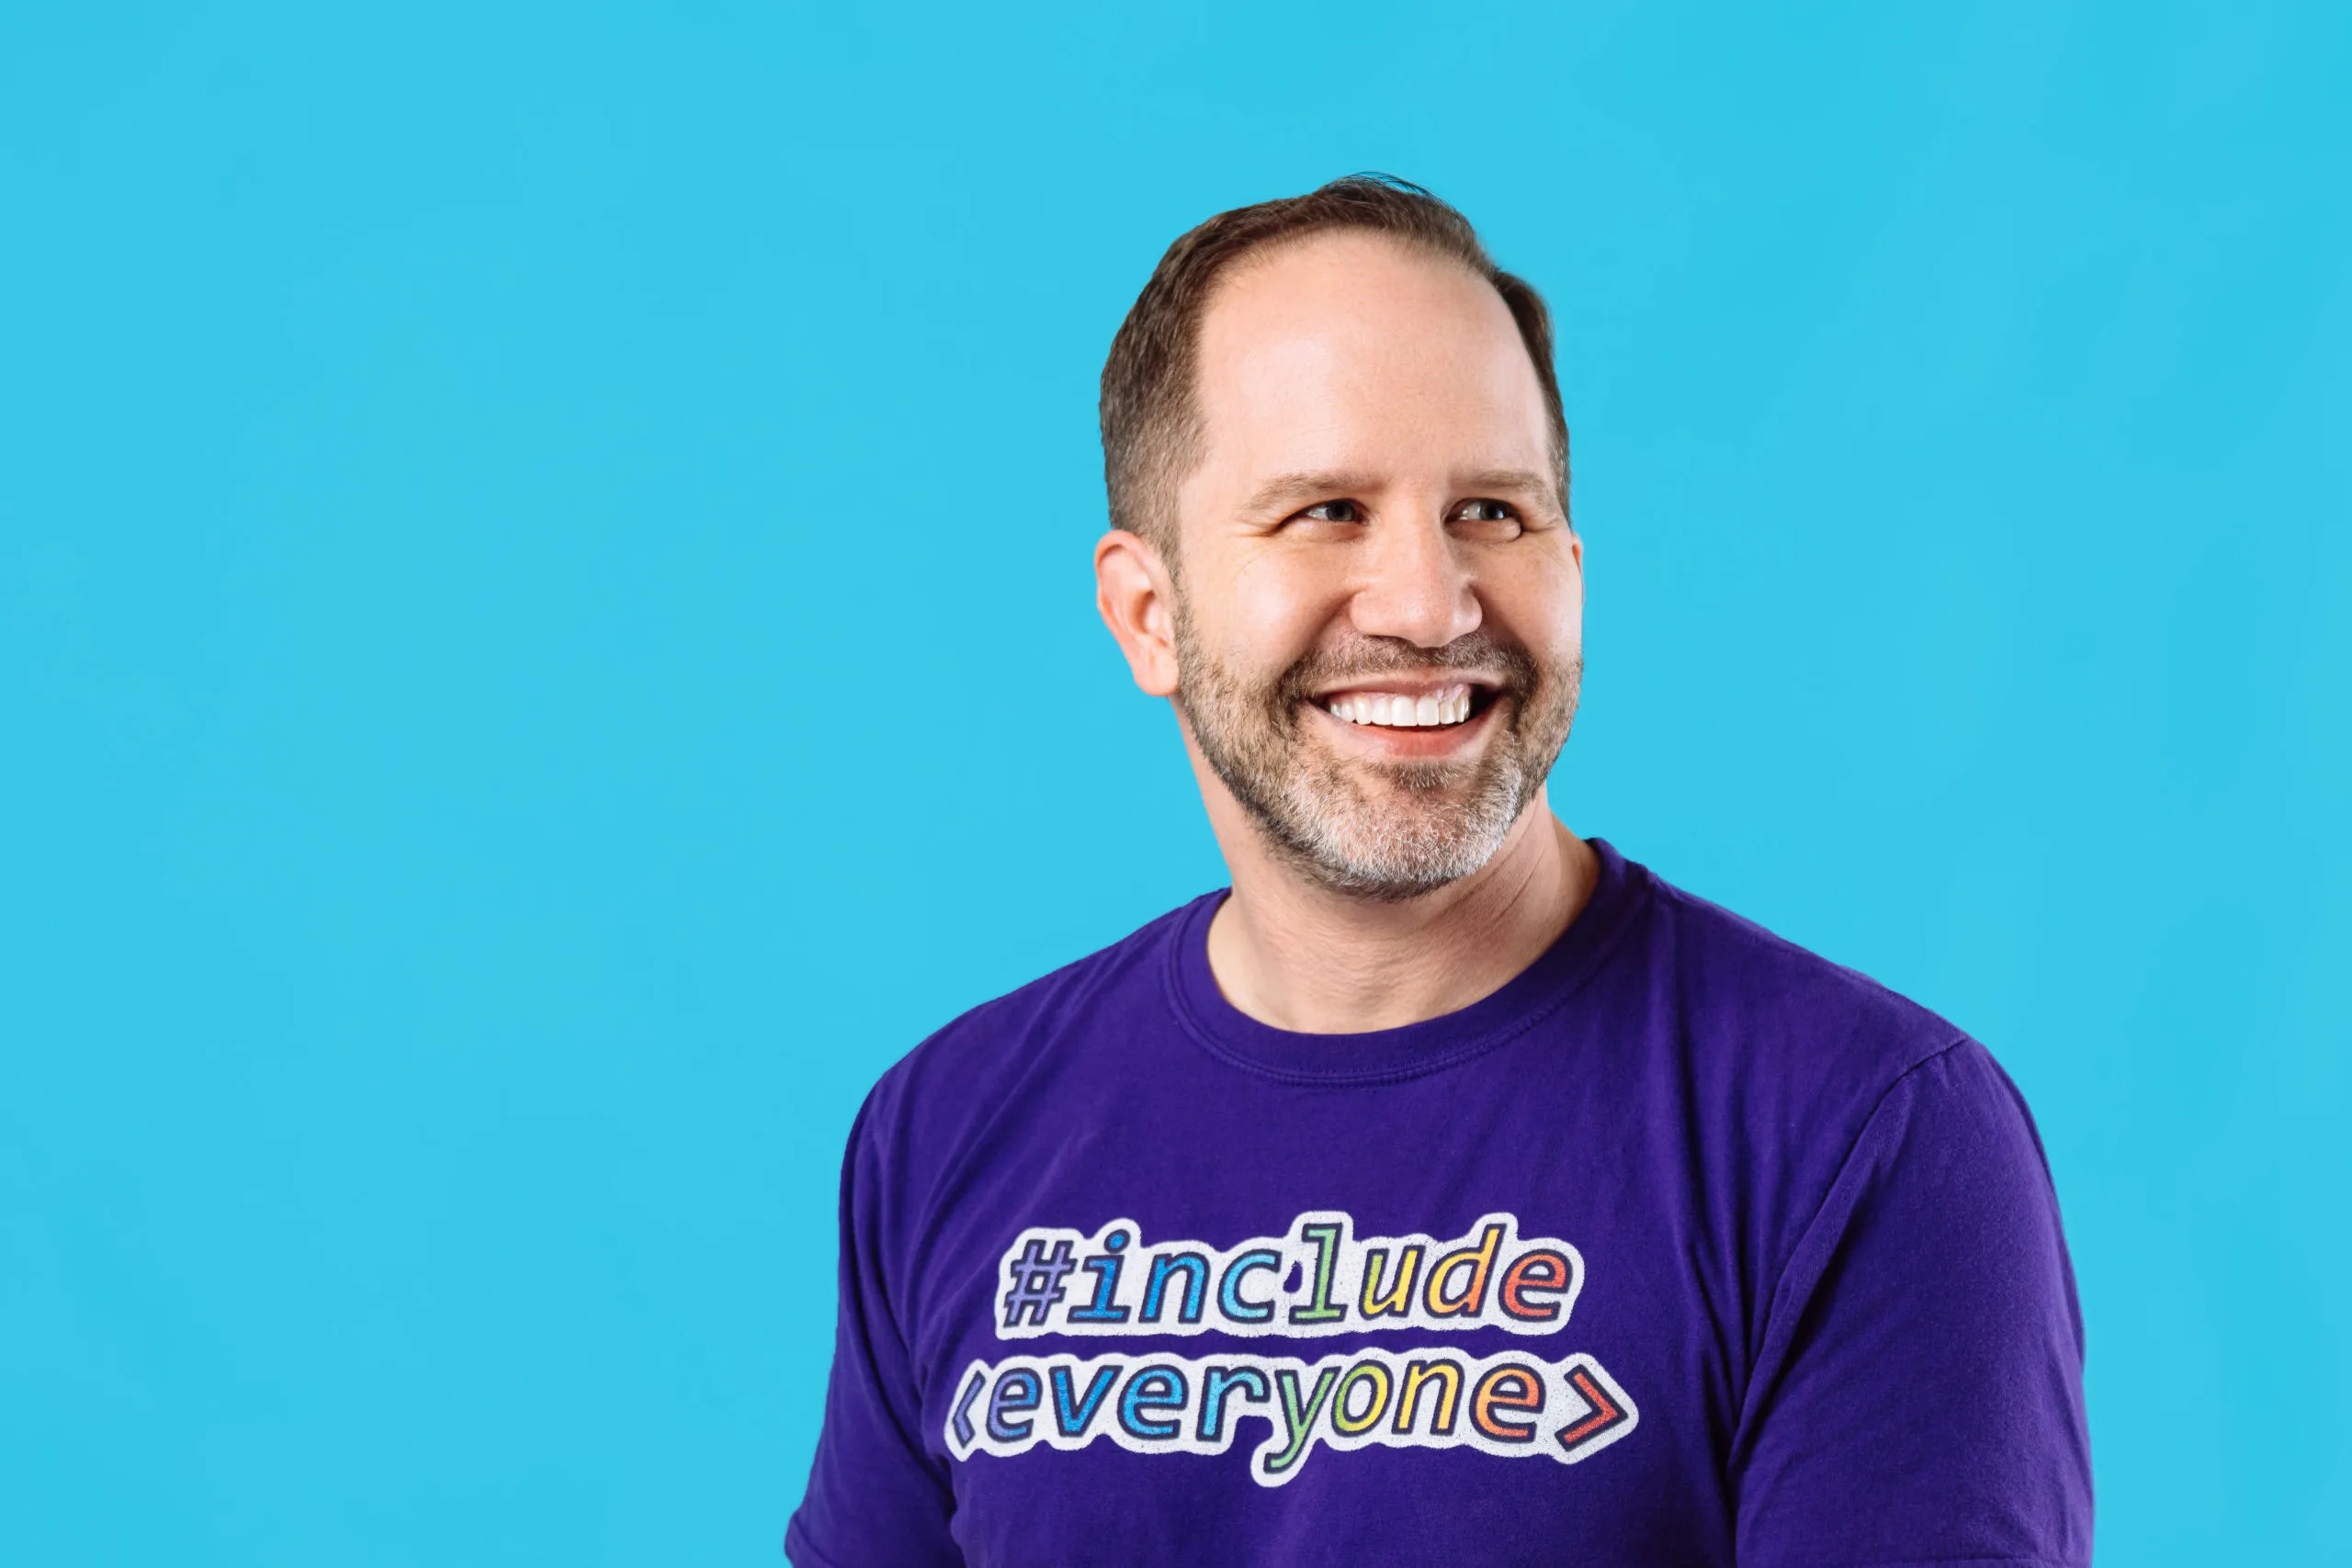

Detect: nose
[1348, 514, 1483, 649]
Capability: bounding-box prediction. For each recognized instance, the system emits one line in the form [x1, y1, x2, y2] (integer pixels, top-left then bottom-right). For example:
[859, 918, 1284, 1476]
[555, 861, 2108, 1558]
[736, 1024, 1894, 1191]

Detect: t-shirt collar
[1164, 836, 1643, 1085]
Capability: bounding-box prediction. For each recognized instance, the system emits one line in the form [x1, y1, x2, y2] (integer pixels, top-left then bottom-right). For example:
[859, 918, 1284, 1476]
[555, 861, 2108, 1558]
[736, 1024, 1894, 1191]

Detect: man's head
[1094, 176, 1585, 902]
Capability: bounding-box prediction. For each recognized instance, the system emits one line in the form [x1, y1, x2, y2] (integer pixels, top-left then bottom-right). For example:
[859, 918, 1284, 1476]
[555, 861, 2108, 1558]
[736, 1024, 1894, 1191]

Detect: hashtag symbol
[1001, 1238, 1077, 1328]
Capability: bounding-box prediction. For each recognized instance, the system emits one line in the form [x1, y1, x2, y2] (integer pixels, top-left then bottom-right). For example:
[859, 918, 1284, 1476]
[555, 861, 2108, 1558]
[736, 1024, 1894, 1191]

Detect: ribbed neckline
[1163, 837, 1645, 1086]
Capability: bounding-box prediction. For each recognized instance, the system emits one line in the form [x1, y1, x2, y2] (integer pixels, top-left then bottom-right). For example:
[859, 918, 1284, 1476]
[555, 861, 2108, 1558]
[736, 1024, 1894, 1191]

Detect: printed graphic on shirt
[994, 1211, 1581, 1340]
[943, 1346, 1637, 1487]
[961, 1210, 1635, 1485]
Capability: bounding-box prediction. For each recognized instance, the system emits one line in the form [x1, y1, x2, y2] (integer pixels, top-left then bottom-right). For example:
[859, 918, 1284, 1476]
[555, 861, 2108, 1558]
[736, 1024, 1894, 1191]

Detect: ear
[1094, 529, 1182, 698]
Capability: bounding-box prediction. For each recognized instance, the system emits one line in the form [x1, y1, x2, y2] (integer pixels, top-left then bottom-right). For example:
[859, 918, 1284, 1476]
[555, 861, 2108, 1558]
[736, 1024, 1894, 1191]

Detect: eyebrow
[1455, 468, 1556, 498]
[1240, 471, 1369, 515]
[1240, 468, 1560, 516]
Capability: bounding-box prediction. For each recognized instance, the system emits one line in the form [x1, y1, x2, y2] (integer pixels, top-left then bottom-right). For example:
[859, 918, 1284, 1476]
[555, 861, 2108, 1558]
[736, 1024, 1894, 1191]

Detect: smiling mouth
[1317, 682, 1498, 730]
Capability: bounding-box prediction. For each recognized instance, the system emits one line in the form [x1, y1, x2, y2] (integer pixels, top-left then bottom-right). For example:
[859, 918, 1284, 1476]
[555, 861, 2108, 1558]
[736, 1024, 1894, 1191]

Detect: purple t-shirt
[788, 840, 2091, 1566]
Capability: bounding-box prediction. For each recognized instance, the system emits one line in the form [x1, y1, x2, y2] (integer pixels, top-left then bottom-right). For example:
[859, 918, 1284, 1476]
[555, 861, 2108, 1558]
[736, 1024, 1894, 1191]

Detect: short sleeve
[1733, 1040, 2093, 1567]
[786, 1091, 962, 1568]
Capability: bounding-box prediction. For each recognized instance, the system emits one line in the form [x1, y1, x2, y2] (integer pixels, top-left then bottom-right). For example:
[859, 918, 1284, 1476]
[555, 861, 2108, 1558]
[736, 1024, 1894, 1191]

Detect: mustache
[1272, 632, 1544, 708]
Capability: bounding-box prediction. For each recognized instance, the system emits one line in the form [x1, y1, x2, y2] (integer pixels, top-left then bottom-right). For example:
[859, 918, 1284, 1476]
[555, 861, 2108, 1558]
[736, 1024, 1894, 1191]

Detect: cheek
[1218, 549, 1353, 666]
[1482, 553, 1584, 659]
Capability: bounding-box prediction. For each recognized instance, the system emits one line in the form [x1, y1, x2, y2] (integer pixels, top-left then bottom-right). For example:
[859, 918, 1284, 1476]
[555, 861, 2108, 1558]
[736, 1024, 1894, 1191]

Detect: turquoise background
[4, 1, 2346, 1561]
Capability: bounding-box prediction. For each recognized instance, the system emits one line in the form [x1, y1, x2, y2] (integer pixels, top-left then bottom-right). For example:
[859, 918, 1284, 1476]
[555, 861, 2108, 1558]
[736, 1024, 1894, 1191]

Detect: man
[787, 176, 2091, 1566]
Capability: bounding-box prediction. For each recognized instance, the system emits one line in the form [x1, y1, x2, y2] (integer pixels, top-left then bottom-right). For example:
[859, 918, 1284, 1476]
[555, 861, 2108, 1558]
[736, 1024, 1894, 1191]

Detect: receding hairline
[1099, 175, 1572, 559]
[1200, 220, 1502, 302]
[1192, 226, 1552, 401]
[1190, 227, 1532, 370]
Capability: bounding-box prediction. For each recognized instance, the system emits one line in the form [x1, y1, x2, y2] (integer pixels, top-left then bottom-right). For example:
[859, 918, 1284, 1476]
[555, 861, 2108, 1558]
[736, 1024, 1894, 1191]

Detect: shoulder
[1609, 849, 2064, 1288]
[847, 893, 1212, 1179]
[1626, 852, 1969, 1091]
[1603, 849, 2051, 1210]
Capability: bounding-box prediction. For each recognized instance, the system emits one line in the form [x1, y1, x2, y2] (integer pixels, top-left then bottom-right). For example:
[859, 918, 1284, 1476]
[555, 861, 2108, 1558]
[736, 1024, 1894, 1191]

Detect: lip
[1305, 689, 1507, 761]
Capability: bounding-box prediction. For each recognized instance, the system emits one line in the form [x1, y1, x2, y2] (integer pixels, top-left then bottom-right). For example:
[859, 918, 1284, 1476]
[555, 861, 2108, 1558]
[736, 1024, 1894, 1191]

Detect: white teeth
[1324, 683, 1475, 729]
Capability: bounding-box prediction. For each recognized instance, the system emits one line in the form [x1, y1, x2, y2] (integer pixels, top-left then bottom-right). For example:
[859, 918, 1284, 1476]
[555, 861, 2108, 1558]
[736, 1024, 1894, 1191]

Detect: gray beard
[1172, 602, 1581, 902]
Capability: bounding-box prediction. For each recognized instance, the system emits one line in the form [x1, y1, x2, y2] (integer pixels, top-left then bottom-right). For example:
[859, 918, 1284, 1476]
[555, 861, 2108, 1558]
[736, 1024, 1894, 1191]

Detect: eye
[1295, 500, 1365, 525]
[1450, 498, 1523, 537]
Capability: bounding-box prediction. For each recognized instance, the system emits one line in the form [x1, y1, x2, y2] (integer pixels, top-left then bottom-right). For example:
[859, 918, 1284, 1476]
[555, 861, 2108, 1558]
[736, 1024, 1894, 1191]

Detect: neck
[1202, 784, 1600, 1034]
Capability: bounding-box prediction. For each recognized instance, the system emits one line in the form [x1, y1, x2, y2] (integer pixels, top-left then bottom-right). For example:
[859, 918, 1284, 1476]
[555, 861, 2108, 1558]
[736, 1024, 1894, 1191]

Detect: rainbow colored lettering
[967, 1211, 1636, 1483]
[994, 1211, 1582, 1339]
[944, 1346, 1637, 1486]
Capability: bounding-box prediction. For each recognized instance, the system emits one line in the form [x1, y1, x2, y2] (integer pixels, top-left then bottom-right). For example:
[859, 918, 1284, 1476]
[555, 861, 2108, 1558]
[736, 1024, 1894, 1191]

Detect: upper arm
[787, 1091, 963, 1568]
[1733, 1042, 2092, 1567]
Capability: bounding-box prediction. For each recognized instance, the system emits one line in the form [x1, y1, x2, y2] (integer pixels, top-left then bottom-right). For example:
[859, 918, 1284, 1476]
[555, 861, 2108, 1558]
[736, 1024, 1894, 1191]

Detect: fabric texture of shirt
[786, 840, 2092, 1567]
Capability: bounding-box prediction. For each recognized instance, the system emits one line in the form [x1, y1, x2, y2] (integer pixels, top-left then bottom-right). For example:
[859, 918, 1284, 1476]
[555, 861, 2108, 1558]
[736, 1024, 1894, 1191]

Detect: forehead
[1188, 231, 1551, 480]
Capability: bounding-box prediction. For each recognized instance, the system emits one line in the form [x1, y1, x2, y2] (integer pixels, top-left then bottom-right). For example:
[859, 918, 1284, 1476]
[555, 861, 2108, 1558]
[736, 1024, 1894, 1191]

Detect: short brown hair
[1099, 174, 1569, 555]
